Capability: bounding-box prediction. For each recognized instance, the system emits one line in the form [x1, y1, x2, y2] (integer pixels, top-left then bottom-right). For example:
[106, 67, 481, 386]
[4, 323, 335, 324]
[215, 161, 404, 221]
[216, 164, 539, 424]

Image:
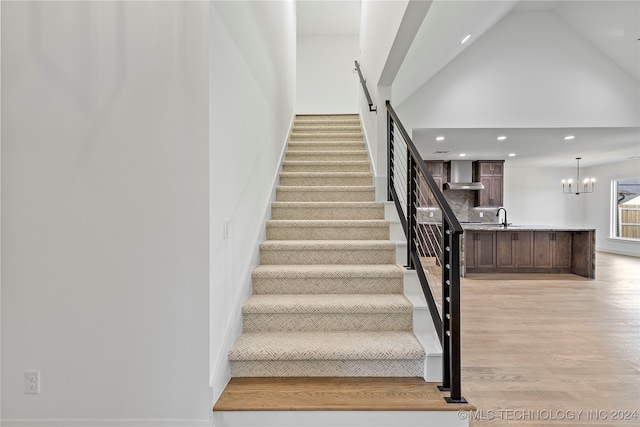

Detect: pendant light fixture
[562, 157, 595, 195]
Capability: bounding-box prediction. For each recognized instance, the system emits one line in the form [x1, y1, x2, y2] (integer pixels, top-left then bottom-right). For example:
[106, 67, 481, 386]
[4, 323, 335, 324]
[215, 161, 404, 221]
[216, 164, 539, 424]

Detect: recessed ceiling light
[460, 33, 472, 44]
[564, 135, 575, 140]
[436, 136, 445, 141]
[497, 136, 507, 141]
[459, 153, 467, 157]
[508, 153, 516, 157]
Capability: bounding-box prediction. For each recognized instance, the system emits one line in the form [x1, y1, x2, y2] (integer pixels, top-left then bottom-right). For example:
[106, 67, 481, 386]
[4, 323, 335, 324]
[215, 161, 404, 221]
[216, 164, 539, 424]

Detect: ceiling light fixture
[459, 153, 467, 157]
[564, 135, 575, 140]
[436, 136, 445, 141]
[460, 33, 472, 44]
[562, 157, 595, 195]
[508, 153, 516, 157]
[497, 136, 507, 141]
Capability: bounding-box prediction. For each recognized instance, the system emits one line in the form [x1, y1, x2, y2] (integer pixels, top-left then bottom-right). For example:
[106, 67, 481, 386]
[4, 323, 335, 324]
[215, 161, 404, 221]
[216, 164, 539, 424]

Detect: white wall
[296, 34, 359, 114]
[209, 0, 296, 404]
[358, 0, 410, 189]
[359, 1, 409, 91]
[583, 159, 640, 256]
[397, 10, 639, 130]
[503, 165, 587, 228]
[503, 160, 640, 257]
[2, 1, 210, 424]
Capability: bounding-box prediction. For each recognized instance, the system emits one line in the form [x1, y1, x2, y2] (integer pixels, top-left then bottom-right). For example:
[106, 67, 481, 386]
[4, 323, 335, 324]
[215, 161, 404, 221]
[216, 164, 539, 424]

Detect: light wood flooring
[461, 251, 640, 426]
[214, 377, 475, 412]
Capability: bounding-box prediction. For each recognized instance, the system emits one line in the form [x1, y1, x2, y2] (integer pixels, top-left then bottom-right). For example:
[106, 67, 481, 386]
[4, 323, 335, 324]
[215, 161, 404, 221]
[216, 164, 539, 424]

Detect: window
[612, 177, 640, 240]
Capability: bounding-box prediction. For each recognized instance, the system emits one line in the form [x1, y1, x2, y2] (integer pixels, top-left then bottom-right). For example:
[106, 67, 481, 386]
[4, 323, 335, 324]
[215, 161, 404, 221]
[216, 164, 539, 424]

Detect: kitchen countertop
[461, 224, 595, 232]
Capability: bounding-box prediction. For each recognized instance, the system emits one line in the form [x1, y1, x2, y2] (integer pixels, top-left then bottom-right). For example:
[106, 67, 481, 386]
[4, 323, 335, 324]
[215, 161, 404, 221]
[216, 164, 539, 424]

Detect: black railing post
[406, 152, 417, 269]
[387, 104, 393, 202]
[439, 221, 452, 392]
[446, 230, 466, 403]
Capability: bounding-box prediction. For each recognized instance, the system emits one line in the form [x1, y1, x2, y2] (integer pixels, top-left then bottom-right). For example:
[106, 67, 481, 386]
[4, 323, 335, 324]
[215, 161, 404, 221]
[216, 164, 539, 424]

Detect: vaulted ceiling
[296, 0, 640, 167]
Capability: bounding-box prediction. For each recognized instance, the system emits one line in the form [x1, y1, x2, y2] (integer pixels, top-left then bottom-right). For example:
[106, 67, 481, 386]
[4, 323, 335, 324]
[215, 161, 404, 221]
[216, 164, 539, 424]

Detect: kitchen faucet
[496, 207, 508, 227]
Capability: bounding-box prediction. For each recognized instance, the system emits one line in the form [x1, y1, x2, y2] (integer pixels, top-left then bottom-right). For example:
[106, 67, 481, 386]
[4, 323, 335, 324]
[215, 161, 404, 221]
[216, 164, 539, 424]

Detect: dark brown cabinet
[571, 231, 594, 277]
[496, 231, 534, 268]
[465, 231, 496, 269]
[473, 161, 504, 207]
[534, 231, 572, 270]
[464, 229, 594, 278]
[421, 161, 444, 207]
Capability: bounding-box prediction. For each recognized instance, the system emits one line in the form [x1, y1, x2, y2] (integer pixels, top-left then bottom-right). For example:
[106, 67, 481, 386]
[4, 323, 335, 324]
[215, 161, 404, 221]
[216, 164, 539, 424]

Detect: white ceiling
[296, 0, 640, 168]
[413, 127, 640, 168]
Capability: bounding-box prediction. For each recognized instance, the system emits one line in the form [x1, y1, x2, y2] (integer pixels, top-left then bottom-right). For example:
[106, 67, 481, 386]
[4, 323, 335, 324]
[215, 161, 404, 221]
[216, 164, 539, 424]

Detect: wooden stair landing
[213, 377, 475, 412]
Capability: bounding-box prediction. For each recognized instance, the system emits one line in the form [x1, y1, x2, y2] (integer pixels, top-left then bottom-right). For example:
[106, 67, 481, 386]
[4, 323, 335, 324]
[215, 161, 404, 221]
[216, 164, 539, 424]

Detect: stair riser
[271, 206, 384, 220]
[293, 124, 362, 130]
[260, 248, 396, 265]
[230, 360, 424, 377]
[295, 115, 359, 121]
[252, 277, 403, 295]
[266, 226, 389, 240]
[285, 152, 368, 161]
[243, 313, 412, 332]
[279, 176, 373, 187]
[288, 142, 365, 151]
[290, 133, 363, 141]
[282, 163, 370, 173]
[276, 189, 375, 202]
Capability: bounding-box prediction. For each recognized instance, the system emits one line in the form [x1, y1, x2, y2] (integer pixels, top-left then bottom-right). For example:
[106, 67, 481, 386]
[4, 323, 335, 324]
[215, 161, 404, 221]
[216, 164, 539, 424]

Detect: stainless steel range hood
[444, 160, 484, 190]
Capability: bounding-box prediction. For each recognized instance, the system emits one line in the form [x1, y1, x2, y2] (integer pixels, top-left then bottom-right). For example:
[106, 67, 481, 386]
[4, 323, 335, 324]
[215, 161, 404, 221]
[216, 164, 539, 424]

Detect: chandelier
[562, 157, 595, 195]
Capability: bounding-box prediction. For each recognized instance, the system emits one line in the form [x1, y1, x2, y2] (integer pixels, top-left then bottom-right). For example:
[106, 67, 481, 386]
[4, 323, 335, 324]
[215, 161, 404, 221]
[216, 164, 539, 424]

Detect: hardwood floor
[214, 377, 475, 412]
[461, 251, 640, 426]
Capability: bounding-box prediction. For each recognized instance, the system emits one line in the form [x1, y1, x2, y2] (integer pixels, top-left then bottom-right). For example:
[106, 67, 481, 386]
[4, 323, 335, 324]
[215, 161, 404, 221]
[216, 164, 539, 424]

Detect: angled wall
[397, 10, 639, 129]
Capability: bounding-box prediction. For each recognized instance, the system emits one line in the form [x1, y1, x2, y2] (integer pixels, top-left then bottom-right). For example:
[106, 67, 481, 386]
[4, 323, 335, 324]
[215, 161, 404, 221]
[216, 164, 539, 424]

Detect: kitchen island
[461, 224, 595, 278]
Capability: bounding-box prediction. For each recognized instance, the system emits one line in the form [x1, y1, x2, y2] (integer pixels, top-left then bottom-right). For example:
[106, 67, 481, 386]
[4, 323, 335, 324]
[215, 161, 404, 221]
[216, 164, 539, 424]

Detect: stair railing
[354, 60, 377, 112]
[386, 101, 467, 404]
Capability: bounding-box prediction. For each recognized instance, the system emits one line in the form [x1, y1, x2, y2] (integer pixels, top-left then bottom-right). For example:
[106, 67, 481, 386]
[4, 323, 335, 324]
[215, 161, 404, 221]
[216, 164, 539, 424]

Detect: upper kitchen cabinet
[421, 161, 445, 206]
[473, 160, 504, 207]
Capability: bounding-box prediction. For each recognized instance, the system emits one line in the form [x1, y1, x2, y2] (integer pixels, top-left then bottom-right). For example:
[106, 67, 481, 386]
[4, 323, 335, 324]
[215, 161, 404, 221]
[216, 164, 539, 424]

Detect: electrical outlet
[479, 212, 484, 218]
[24, 371, 40, 394]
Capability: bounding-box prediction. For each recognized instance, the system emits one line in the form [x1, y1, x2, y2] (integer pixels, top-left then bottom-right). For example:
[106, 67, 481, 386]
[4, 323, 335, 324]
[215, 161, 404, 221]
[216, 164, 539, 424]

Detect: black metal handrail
[386, 101, 466, 404]
[354, 60, 377, 112]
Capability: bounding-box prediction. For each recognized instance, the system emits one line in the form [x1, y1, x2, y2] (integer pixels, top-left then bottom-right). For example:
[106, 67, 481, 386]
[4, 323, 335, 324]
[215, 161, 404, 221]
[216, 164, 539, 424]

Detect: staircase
[228, 114, 425, 377]
[214, 114, 473, 426]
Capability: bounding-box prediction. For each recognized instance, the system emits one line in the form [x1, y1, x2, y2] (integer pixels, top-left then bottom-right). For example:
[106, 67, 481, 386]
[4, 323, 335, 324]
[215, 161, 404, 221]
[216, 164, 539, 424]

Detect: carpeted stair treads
[227, 114, 425, 378]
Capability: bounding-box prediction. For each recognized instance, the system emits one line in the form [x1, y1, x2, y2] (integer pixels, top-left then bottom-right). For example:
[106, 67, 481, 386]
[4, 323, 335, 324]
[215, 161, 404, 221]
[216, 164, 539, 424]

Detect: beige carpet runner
[228, 114, 425, 377]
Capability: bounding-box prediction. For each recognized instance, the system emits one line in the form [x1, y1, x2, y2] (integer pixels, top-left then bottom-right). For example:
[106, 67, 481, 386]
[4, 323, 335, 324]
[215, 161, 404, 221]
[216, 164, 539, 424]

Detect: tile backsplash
[443, 190, 498, 223]
[416, 190, 498, 224]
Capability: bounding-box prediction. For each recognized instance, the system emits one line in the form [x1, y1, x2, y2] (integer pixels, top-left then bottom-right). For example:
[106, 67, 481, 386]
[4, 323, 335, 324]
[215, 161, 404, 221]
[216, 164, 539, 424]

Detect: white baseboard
[597, 245, 640, 258]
